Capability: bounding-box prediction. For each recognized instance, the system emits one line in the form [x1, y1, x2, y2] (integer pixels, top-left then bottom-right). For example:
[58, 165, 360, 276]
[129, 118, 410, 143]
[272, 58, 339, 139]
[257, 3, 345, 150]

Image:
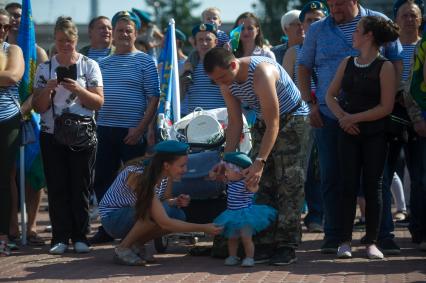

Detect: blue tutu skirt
[213, 205, 277, 238]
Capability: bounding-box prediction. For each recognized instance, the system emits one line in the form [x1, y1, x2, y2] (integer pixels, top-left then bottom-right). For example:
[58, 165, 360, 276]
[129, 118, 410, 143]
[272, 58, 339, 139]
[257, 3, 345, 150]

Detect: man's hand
[414, 120, 426, 137]
[124, 127, 143, 145]
[309, 103, 324, 128]
[242, 160, 264, 188]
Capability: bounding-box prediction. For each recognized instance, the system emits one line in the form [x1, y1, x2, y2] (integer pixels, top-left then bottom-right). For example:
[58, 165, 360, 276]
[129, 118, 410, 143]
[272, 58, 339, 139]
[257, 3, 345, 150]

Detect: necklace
[353, 55, 378, 68]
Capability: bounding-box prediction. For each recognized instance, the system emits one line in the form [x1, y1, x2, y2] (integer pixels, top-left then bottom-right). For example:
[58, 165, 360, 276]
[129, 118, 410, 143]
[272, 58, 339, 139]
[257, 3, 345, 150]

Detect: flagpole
[169, 19, 181, 123]
[19, 146, 28, 245]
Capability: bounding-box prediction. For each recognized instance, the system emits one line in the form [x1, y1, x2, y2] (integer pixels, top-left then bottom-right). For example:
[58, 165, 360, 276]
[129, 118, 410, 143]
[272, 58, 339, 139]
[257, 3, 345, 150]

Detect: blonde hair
[54, 16, 78, 40]
[201, 7, 221, 21]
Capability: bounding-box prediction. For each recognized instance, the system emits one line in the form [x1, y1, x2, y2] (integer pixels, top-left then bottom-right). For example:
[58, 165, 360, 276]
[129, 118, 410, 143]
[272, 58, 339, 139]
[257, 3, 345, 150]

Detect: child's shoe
[224, 255, 240, 266]
[241, 257, 254, 267]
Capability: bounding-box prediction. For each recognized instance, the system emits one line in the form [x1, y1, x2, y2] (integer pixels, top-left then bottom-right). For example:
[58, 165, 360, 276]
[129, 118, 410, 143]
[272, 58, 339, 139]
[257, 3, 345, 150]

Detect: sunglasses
[0, 23, 10, 31]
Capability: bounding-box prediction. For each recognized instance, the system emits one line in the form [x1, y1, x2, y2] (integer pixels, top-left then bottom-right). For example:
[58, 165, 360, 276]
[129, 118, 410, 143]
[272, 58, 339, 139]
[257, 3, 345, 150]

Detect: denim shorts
[101, 202, 186, 239]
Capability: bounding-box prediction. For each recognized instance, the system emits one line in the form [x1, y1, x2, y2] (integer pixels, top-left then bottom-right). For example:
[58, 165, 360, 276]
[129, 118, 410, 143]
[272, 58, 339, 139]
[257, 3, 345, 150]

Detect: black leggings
[338, 130, 387, 244]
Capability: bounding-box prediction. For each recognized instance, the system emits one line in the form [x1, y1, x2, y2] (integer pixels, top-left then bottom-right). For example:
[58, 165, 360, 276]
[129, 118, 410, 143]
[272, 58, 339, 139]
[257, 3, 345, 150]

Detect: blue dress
[214, 180, 277, 238]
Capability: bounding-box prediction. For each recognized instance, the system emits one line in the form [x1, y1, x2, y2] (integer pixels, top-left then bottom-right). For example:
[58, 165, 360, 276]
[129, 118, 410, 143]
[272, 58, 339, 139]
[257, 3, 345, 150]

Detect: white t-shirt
[34, 54, 103, 134]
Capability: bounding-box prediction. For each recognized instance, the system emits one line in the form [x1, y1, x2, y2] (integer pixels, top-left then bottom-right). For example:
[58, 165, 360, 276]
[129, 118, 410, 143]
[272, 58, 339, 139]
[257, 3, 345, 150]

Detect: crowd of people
[0, 0, 425, 269]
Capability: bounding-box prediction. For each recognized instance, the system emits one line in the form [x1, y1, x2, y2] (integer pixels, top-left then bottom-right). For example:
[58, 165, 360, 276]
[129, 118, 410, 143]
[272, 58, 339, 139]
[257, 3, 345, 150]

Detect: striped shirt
[98, 51, 160, 128]
[227, 180, 254, 210]
[217, 30, 230, 47]
[184, 63, 225, 113]
[0, 42, 20, 122]
[98, 165, 168, 219]
[402, 43, 417, 83]
[229, 56, 309, 120]
[252, 46, 276, 61]
[87, 48, 112, 63]
[295, 45, 316, 92]
[337, 14, 361, 46]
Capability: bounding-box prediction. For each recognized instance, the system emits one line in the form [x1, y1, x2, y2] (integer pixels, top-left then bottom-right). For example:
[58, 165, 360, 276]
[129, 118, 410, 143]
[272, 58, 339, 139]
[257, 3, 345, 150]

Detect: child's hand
[204, 223, 223, 235]
[176, 194, 190, 207]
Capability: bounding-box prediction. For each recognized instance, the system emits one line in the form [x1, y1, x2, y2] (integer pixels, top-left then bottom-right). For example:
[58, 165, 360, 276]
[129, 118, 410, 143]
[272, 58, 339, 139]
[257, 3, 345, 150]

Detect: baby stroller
[154, 108, 252, 252]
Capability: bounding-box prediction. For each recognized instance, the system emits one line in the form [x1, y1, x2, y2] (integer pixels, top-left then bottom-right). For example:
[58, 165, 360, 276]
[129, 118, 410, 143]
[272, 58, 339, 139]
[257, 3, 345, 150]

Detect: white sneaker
[74, 242, 90, 253]
[224, 256, 240, 266]
[49, 243, 68, 254]
[241, 257, 254, 267]
[337, 243, 352, 259]
[367, 244, 384, 259]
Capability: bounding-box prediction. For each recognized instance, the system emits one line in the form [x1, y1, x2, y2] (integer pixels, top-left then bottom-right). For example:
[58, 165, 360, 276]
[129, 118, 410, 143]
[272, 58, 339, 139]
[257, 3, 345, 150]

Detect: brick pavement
[0, 199, 425, 283]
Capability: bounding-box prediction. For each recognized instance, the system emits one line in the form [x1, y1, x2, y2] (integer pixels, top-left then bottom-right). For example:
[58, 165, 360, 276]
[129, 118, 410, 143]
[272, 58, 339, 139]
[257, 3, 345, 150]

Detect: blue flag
[158, 20, 181, 137]
[229, 24, 243, 52]
[17, 0, 45, 190]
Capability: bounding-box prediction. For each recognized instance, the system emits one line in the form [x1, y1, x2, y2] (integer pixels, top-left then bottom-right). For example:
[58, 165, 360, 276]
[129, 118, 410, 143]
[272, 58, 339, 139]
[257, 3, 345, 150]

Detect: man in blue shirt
[298, 0, 403, 255]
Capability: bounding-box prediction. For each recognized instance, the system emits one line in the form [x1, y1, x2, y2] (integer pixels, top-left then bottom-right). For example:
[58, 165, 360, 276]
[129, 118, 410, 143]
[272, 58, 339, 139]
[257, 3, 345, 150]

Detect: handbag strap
[48, 60, 58, 118]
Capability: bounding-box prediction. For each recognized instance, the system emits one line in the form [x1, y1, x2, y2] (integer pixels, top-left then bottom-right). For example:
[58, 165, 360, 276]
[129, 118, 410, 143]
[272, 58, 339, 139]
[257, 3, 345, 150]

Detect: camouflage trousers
[251, 115, 310, 249]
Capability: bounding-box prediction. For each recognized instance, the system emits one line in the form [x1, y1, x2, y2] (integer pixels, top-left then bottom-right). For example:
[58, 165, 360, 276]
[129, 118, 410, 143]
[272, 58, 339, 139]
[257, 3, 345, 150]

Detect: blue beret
[132, 8, 152, 24]
[154, 140, 189, 155]
[112, 10, 141, 30]
[299, 1, 329, 22]
[223, 152, 252, 169]
[175, 28, 187, 41]
[393, 0, 424, 17]
[192, 23, 217, 37]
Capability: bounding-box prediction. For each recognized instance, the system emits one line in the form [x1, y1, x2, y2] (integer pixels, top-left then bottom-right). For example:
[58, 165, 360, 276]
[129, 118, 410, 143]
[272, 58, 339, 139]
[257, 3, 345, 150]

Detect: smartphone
[56, 64, 77, 83]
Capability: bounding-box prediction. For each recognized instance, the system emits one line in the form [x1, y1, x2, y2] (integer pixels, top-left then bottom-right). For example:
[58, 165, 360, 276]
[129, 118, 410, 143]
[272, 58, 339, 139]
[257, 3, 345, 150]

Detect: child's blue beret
[192, 23, 217, 37]
[393, 0, 424, 18]
[223, 152, 252, 169]
[299, 1, 329, 22]
[112, 10, 141, 30]
[154, 140, 189, 155]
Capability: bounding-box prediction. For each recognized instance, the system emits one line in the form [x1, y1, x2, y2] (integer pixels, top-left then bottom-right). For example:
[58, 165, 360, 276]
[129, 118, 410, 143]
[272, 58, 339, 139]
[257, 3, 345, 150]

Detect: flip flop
[27, 233, 45, 246]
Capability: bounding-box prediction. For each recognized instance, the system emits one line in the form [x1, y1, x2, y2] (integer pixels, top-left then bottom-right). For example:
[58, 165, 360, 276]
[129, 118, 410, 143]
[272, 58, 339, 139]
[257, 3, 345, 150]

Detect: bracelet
[255, 157, 266, 165]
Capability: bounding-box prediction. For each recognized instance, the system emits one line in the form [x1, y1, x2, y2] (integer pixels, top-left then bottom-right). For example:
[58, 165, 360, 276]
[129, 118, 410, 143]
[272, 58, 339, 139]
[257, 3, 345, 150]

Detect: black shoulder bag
[49, 61, 97, 151]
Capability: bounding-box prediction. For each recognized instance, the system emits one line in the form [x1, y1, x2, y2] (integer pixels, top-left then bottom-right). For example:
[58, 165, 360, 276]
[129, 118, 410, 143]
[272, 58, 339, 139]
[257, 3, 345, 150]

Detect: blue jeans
[94, 126, 146, 202]
[313, 114, 343, 243]
[102, 202, 186, 239]
[405, 136, 426, 242]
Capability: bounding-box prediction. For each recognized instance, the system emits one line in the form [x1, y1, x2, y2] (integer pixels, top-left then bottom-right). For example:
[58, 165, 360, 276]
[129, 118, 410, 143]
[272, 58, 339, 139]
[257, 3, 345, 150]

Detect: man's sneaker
[269, 247, 297, 266]
[320, 240, 338, 254]
[353, 219, 366, 231]
[49, 243, 68, 255]
[377, 238, 401, 255]
[337, 243, 352, 259]
[306, 222, 324, 233]
[395, 215, 410, 228]
[253, 245, 273, 264]
[88, 227, 113, 245]
[74, 242, 90, 253]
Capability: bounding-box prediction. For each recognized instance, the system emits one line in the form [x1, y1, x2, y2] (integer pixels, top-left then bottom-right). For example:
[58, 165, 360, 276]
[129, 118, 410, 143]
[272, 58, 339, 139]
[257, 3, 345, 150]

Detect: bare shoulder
[254, 61, 278, 80]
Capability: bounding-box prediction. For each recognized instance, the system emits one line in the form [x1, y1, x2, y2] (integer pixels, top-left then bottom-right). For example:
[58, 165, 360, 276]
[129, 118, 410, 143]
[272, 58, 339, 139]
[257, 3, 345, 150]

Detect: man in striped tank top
[205, 47, 310, 266]
[298, 0, 403, 256]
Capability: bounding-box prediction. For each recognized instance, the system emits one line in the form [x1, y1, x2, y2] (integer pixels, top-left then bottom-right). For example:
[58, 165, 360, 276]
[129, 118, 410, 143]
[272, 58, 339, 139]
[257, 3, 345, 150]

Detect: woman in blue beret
[110, 140, 222, 265]
[213, 152, 277, 267]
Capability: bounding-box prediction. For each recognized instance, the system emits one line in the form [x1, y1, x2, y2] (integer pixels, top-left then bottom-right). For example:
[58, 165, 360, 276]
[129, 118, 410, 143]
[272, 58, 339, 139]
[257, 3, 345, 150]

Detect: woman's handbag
[53, 111, 97, 150]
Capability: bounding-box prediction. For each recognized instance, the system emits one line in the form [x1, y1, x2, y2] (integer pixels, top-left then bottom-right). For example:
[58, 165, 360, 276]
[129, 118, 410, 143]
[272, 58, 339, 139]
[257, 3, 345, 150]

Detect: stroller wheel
[189, 237, 198, 245]
[154, 236, 169, 253]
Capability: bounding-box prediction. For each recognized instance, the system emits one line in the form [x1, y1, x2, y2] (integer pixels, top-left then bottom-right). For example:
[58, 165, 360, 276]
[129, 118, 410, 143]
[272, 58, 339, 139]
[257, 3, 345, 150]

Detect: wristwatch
[255, 157, 266, 165]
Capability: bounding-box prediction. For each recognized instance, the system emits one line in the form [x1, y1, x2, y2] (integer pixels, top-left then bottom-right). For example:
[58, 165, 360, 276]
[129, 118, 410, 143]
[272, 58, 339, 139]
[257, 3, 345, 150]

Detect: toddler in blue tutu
[213, 152, 277, 267]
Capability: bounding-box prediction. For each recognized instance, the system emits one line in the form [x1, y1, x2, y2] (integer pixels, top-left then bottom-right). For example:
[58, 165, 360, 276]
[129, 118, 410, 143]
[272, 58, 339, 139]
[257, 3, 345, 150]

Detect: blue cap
[223, 152, 252, 169]
[154, 140, 189, 155]
[192, 23, 217, 37]
[112, 10, 141, 30]
[299, 1, 329, 22]
[175, 28, 187, 41]
[132, 8, 153, 24]
[393, 0, 424, 18]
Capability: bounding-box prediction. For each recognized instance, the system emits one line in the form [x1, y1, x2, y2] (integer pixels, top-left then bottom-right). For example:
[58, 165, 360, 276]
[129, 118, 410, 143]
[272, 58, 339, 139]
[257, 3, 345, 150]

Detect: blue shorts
[101, 202, 186, 239]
